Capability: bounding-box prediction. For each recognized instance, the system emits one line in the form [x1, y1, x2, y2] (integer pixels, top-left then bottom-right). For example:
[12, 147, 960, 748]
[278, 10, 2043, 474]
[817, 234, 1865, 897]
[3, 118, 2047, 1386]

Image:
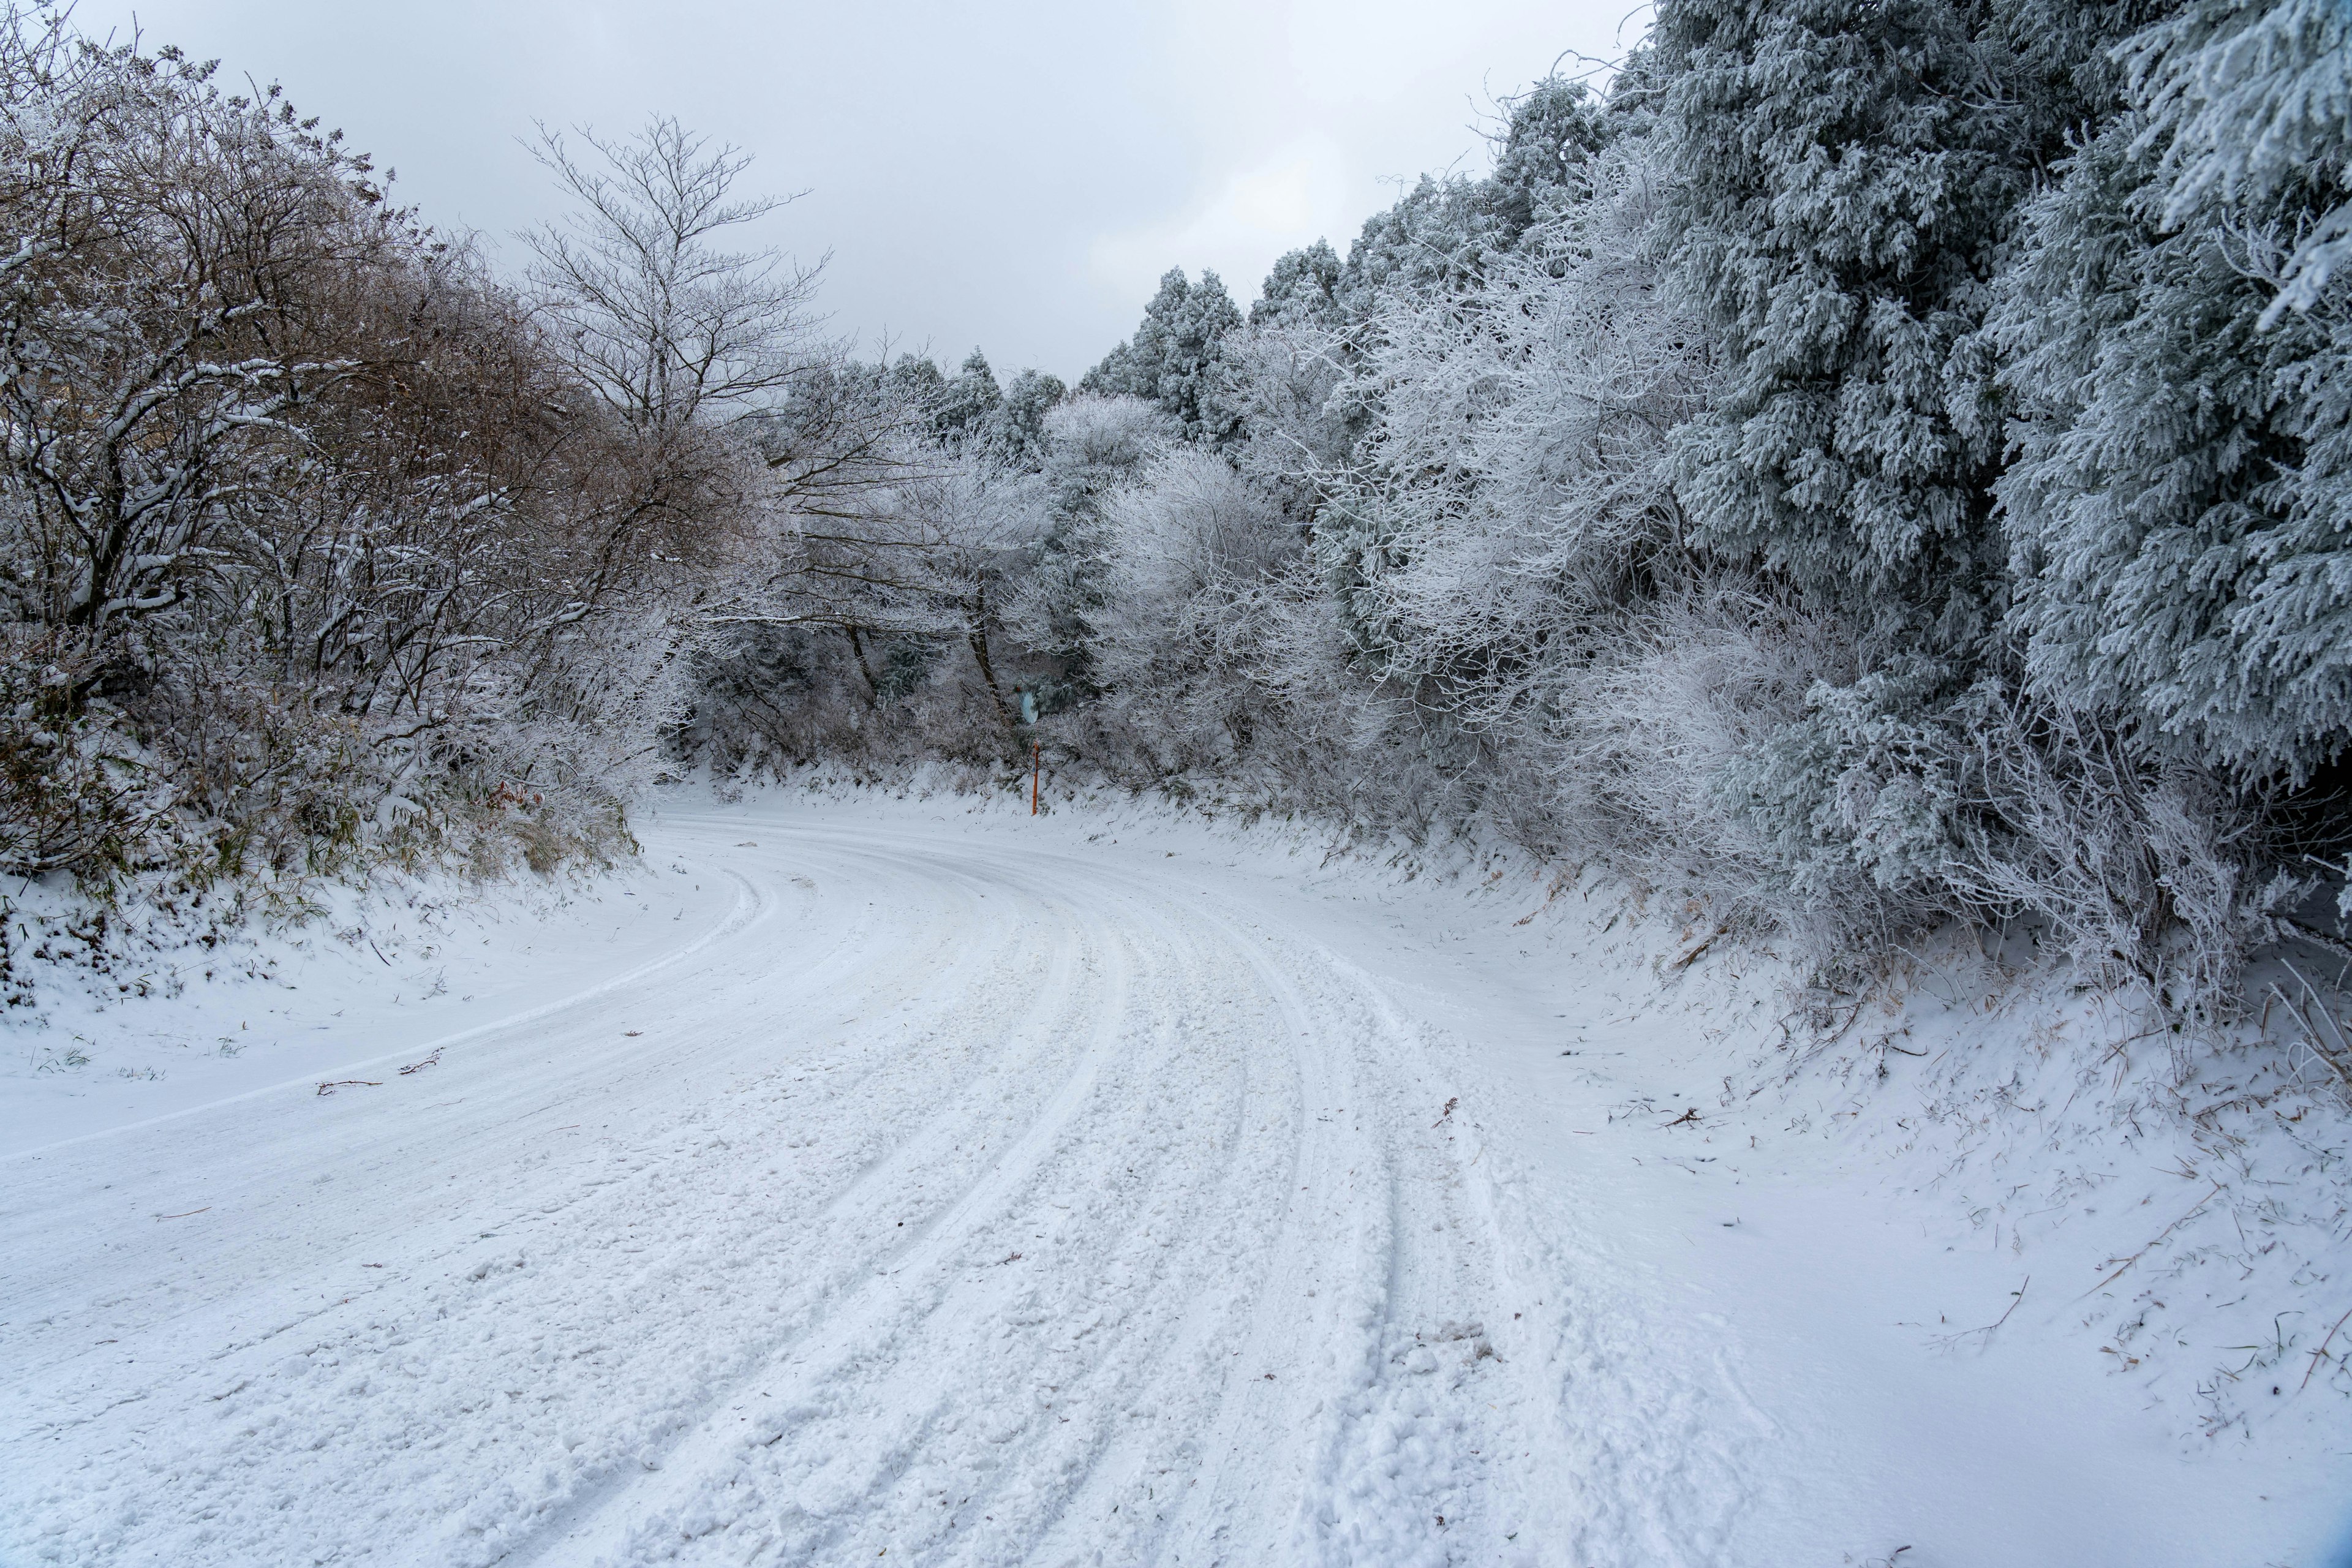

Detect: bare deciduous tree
[522, 116, 824, 434]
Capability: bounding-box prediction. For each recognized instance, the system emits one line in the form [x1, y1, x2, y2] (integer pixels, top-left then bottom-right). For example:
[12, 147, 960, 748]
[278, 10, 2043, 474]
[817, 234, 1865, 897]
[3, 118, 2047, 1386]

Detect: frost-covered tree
[1995, 0, 2352, 783]
[884, 352, 948, 409]
[524, 117, 822, 434]
[1008, 395, 1167, 692]
[0, 39, 371, 660]
[1340, 175, 1509, 307]
[1250, 241, 1346, 331]
[1333, 80, 1610, 317]
[1092, 449, 1304, 761]
[1080, 268, 1245, 443]
[932, 348, 1004, 453]
[2143, 0, 2352, 323]
[1653, 0, 2037, 636]
[0, 16, 750, 885]
[987, 367, 1066, 470]
[1485, 77, 1614, 246]
[1318, 137, 1709, 718]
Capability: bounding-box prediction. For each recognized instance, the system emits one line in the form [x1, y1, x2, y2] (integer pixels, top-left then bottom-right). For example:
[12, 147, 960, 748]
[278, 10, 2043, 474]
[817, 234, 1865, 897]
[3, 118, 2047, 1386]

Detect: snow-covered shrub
[0, 651, 160, 882]
[1713, 655, 2298, 1013]
[1538, 586, 1875, 937]
[1714, 657, 1974, 919]
[1087, 449, 1302, 767]
[1934, 689, 2294, 1024]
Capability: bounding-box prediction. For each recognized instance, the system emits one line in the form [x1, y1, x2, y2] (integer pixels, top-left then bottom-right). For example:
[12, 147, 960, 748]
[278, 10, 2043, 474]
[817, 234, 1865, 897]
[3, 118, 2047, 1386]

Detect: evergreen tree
[933, 348, 1003, 452]
[1079, 268, 1244, 443]
[1654, 0, 2038, 638]
[884, 352, 948, 410]
[1341, 174, 1511, 306]
[1250, 240, 1346, 330]
[1485, 76, 1613, 243]
[1994, 0, 2352, 782]
[1333, 79, 1613, 317]
[988, 367, 1066, 471]
[2142, 0, 2352, 323]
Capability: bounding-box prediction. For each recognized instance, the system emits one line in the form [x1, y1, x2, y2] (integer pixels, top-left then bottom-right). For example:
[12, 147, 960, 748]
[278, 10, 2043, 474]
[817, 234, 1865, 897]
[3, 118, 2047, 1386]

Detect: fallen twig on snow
[2299, 1303, 2352, 1393]
[1667, 925, 1728, 970]
[315, 1079, 383, 1096]
[1932, 1276, 2029, 1349]
[2084, 1182, 2224, 1297]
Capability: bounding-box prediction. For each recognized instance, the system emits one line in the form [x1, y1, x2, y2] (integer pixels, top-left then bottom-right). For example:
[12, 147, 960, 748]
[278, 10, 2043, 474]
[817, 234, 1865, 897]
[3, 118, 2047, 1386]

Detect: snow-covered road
[4, 797, 2346, 1567]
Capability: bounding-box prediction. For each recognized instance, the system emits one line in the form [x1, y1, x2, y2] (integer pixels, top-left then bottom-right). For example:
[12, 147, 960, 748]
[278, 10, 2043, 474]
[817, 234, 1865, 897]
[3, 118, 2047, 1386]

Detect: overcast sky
[86, 1, 1642, 381]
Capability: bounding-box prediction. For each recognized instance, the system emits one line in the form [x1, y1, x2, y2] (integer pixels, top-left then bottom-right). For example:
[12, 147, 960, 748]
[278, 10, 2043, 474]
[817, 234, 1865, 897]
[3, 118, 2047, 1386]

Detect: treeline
[7, 1, 2350, 1023]
[687, 0, 2352, 1020]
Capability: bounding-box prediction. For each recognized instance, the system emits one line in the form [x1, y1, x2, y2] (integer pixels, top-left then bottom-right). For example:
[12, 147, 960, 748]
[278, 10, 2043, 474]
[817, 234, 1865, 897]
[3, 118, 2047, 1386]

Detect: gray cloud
[86, 0, 1632, 378]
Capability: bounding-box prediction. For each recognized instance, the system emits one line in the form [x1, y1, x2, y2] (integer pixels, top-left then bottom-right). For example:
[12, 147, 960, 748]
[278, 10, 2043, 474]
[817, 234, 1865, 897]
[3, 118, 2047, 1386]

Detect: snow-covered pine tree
[1653, 0, 2037, 639]
[1335, 78, 1613, 322]
[1484, 76, 1614, 249]
[885, 353, 949, 410]
[1995, 0, 2352, 785]
[988, 368, 1067, 472]
[933, 349, 1005, 453]
[1338, 175, 1509, 309]
[1249, 240, 1346, 331]
[1079, 268, 1245, 444]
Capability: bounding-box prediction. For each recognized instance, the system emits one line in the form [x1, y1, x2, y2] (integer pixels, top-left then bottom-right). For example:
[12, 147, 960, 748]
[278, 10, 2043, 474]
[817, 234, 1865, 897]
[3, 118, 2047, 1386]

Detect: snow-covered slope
[2, 788, 2345, 1567]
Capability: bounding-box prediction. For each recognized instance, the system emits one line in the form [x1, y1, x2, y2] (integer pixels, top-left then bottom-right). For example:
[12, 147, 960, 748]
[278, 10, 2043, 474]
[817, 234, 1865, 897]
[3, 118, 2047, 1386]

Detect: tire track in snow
[3, 833, 1086, 1567]
[0, 807, 1762, 1568]
[506, 910, 1136, 1564]
[7, 865, 774, 1164]
[556, 835, 1548, 1568]
[522, 846, 1289, 1565]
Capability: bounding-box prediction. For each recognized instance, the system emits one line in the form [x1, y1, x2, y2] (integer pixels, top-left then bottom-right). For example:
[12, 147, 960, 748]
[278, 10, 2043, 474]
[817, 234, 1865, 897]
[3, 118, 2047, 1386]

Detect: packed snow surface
[4, 791, 2348, 1567]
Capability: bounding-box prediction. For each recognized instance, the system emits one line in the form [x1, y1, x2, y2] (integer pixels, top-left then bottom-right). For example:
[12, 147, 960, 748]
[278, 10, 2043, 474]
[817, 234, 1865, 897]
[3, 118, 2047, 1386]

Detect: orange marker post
[1031, 741, 1039, 815]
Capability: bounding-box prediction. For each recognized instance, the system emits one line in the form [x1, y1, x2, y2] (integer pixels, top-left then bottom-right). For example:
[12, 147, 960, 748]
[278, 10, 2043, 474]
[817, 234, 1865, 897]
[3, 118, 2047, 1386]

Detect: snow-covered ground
[3, 785, 2348, 1567]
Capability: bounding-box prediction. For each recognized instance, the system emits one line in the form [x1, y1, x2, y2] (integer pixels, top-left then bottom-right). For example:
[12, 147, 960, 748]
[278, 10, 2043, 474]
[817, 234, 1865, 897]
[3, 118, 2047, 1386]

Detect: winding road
[7, 801, 2333, 1568]
[0, 807, 1754, 1567]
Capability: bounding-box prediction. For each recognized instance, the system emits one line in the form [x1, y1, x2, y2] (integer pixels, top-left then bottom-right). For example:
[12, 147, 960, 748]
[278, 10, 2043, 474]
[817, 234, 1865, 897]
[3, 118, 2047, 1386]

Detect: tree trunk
[965, 583, 1016, 736]
[845, 623, 880, 706]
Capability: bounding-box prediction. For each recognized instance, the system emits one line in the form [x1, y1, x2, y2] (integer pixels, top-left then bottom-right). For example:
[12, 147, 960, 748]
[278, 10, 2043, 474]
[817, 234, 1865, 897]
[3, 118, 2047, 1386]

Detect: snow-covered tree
[1250, 241, 1346, 331]
[1317, 135, 1708, 719]
[1483, 76, 1614, 247]
[1008, 395, 1167, 691]
[0, 17, 753, 884]
[932, 349, 1004, 453]
[1092, 448, 1304, 760]
[1995, 0, 2352, 783]
[1652, 0, 2037, 636]
[1080, 268, 1245, 443]
[991, 368, 1067, 470]
[524, 116, 823, 434]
